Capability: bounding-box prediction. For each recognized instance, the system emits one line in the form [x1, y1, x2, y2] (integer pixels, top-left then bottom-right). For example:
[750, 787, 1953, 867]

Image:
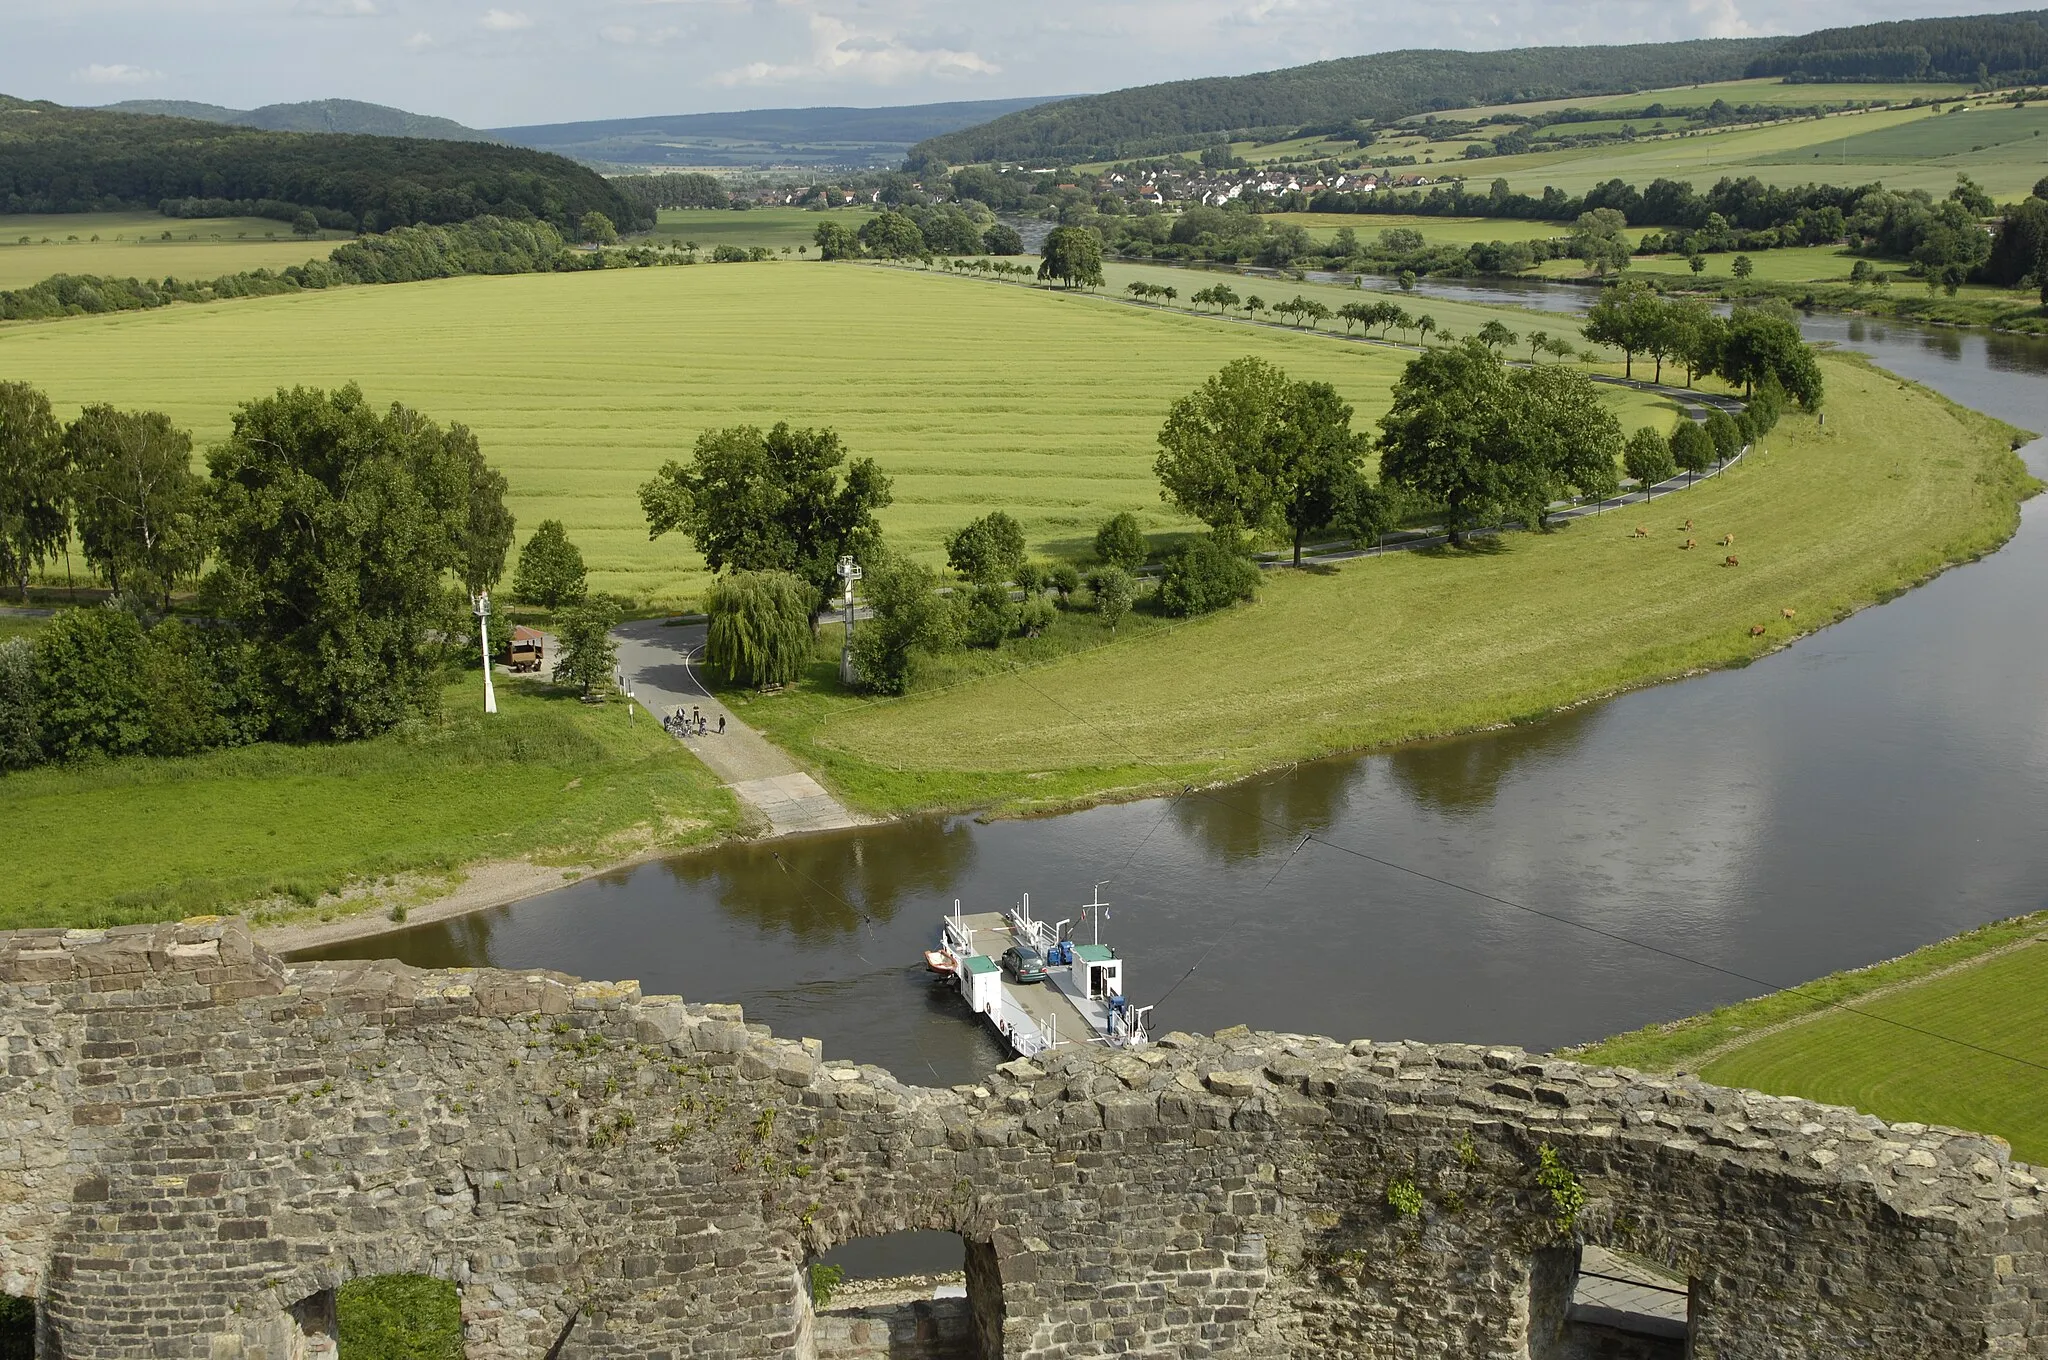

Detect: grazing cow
[1782, 607, 1797, 619]
[1724, 555, 1740, 567]
[1683, 518, 1693, 532]
[1749, 624, 1767, 636]
[1721, 533, 1734, 547]
[1632, 525, 1648, 538]
[1682, 538, 1696, 550]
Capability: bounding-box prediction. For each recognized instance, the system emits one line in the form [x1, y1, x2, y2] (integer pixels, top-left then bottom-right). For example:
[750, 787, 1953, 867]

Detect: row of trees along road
[1583, 281, 1824, 406]
[0, 382, 517, 768]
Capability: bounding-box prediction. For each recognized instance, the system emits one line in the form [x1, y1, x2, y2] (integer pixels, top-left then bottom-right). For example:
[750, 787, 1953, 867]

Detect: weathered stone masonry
[1, 919, 2045, 1358]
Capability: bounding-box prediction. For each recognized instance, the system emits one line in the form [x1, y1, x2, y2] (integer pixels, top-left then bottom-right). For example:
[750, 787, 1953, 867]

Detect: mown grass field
[1265, 212, 1584, 248]
[1699, 942, 2048, 1162]
[651, 206, 871, 250]
[0, 212, 342, 288]
[0, 677, 743, 929]
[0, 259, 1661, 605]
[1409, 79, 1976, 124]
[731, 356, 2032, 815]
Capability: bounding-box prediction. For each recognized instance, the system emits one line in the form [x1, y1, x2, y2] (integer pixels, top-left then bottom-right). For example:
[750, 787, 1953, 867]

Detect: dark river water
[306, 291, 2048, 1092]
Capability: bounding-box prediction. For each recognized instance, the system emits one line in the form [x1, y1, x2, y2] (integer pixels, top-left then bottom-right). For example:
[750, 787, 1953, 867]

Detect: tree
[1476, 320, 1517, 351]
[1569, 208, 1632, 275]
[205, 384, 487, 739]
[858, 211, 928, 260]
[65, 405, 207, 610]
[1157, 533, 1259, 617]
[459, 442, 515, 594]
[640, 423, 891, 602]
[1155, 356, 1292, 536]
[1037, 226, 1104, 288]
[292, 210, 320, 237]
[1623, 426, 1676, 499]
[1670, 418, 1716, 484]
[982, 223, 1024, 255]
[1415, 315, 1437, 343]
[512, 519, 588, 609]
[0, 382, 69, 602]
[1688, 254, 1706, 276]
[1581, 279, 1664, 379]
[1731, 253, 1754, 280]
[580, 211, 619, 245]
[1376, 340, 1537, 546]
[849, 550, 955, 694]
[1527, 329, 1551, 363]
[1090, 566, 1134, 631]
[1718, 310, 1823, 408]
[1271, 380, 1372, 565]
[1093, 512, 1149, 571]
[32, 605, 150, 761]
[552, 595, 621, 699]
[0, 637, 37, 770]
[1242, 295, 1266, 320]
[1512, 364, 1623, 526]
[946, 511, 1027, 584]
[704, 570, 815, 689]
[1704, 407, 1744, 463]
[1666, 297, 1725, 389]
[814, 220, 861, 260]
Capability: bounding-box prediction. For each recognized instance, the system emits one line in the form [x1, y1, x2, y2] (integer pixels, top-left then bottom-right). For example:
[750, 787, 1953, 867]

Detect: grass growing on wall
[337, 1275, 463, 1360]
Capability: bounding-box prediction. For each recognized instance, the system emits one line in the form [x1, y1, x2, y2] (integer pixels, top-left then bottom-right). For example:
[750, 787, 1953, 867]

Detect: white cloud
[1687, 0, 1759, 38]
[480, 8, 534, 31]
[299, 0, 378, 15]
[404, 30, 434, 48]
[715, 13, 998, 87]
[75, 63, 162, 85]
[599, 23, 681, 45]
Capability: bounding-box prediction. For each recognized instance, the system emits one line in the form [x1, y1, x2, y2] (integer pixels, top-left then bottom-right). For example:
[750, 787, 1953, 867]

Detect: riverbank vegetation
[0, 672, 742, 928]
[1574, 910, 2048, 1162]
[730, 356, 2031, 816]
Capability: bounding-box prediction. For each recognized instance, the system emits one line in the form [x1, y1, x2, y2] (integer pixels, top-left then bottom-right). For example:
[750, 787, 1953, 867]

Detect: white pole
[476, 592, 497, 715]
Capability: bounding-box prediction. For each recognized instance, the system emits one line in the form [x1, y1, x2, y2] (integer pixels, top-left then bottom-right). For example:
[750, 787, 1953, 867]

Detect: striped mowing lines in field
[0, 261, 1672, 605]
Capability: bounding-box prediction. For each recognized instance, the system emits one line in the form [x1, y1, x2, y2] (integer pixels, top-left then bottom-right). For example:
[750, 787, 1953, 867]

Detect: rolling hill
[490, 96, 1063, 168]
[98, 98, 489, 142]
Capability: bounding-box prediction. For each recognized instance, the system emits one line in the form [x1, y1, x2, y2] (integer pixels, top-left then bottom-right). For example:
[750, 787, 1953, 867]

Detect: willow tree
[704, 570, 816, 689]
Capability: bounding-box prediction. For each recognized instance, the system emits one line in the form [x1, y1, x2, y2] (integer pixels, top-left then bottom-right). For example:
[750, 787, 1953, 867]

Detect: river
[304, 289, 2048, 1091]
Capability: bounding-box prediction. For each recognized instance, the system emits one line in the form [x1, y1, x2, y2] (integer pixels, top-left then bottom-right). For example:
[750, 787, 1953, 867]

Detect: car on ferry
[1000, 944, 1048, 984]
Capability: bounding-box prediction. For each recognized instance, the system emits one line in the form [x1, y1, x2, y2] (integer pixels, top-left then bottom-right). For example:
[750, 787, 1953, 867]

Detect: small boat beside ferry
[927, 888, 1151, 1059]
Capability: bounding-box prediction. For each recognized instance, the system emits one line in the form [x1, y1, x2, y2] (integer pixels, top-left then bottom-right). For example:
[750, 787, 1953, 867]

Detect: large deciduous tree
[639, 423, 891, 603]
[1581, 279, 1666, 380]
[0, 383, 70, 602]
[65, 405, 208, 610]
[849, 550, 955, 694]
[553, 595, 621, 699]
[511, 519, 588, 609]
[1155, 356, 1292, 537]
[858, 211, 928, 260]
[1718, 309, 1824, 408]
[1037, 227, 1104, 289]
[1511, 364, 1623, 527]
[704, 570, 815, 689]
[945, 511, 1027, 584]
[1376, 340, 1529, 546]
[205, 384, 501, 740]
[1093, 512, 1149, 571]
[1623, 426, 1677, 499]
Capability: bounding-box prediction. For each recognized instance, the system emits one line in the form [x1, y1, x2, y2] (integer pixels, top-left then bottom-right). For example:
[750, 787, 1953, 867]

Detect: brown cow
[1720, 533, 1734, 547]
[1724, 555, 1740, 567]
[1632, 525, 1648, 538]
[1749, 624, 1767, 637]
[1681, 538, 1696, 550]
[1683, 518, 1693, 532]
[1782, 607, 1797, 619]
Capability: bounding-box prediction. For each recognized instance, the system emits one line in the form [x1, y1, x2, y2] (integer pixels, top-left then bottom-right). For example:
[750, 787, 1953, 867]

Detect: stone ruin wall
[1, 919, 2045, 1358]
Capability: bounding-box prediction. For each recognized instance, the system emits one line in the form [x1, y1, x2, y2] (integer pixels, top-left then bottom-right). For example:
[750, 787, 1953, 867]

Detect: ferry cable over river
[925, 886, 1152, 1058]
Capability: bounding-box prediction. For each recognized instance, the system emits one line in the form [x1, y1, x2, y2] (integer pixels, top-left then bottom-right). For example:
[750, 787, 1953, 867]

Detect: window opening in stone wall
[0, 1295, 33, 1360]
[1563, 1245, 1691, 1359]
[287, 1287, 338, 1359]
[335, 1274, 464, 1360]
[805, 1230, 1002, 1360]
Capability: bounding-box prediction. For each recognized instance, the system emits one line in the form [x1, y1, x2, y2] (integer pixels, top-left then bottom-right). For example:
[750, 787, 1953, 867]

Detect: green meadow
[732, 357, 2032, 815]
[1409, 78, 1976, 124]
[0, 258, 1665, 606]
[652, 206, 871, 251]
[1265, 212, 1582, 248]
[0, 676, 743, 928]
[0, 212, 342, 289]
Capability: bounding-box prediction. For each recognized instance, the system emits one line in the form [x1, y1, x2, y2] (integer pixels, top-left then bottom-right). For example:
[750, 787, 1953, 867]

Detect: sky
[2, 0, 2015, 129]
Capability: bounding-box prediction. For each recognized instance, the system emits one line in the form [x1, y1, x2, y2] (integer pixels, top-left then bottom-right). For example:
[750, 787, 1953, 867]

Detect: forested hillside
[0, 97, 644, 232]
[1749, 9, 2048, 82]
[911, 39, 1777, 165]
[99, 98, 489, 141]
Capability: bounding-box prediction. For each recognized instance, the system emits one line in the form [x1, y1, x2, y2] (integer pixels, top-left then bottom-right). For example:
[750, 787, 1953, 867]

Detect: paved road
[608, 618, 861, 837]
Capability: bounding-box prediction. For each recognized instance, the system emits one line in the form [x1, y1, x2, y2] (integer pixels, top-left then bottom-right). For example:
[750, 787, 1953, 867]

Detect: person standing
[717, 714, 726, 735]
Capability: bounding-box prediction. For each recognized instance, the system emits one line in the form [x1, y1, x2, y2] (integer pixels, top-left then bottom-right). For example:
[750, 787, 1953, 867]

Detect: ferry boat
[928, 888, 1151, 1059]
